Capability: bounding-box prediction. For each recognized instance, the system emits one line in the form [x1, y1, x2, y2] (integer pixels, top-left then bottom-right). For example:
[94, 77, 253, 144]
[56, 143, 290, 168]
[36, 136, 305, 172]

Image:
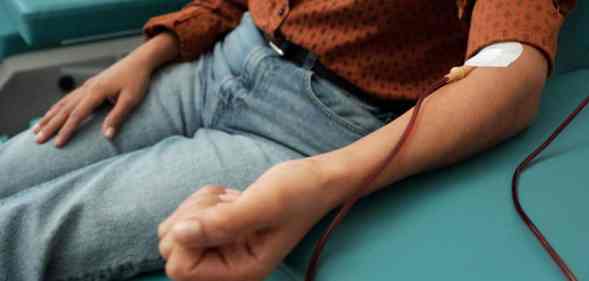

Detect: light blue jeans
[0, 14, 399, 281]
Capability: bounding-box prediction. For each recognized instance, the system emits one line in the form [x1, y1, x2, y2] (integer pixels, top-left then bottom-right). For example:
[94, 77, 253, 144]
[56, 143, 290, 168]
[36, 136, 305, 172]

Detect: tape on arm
[465, 42, 524, 68]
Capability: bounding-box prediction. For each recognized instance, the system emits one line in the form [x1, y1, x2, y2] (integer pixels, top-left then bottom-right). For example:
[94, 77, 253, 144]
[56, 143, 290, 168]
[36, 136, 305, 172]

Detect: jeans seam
[250, 57, 278, 97]
[241, 46, 272, 83]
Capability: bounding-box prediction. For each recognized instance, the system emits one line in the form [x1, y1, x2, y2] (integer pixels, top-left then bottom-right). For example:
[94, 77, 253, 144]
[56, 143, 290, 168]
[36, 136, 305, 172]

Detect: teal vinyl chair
[2, 0, 190, 47]
[136, 3, 589, 281]
[0, 0, 190, 62]
[0, 9, 31, 59]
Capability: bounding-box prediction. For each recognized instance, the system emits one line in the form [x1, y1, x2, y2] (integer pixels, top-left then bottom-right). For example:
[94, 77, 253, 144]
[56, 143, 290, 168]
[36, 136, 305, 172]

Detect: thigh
[0, 129, 301, 281]
[0, 58, 214, 197]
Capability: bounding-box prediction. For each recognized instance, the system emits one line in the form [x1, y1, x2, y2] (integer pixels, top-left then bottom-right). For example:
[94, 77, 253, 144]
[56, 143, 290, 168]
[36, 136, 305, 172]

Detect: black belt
[264, 33, 416, 115]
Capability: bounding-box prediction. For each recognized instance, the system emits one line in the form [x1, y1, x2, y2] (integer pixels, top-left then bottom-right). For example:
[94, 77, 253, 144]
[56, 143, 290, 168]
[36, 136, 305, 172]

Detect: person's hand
[33, 32, 179, 148]
[32, 53, 151, 147]
[159, 159, 332, 281]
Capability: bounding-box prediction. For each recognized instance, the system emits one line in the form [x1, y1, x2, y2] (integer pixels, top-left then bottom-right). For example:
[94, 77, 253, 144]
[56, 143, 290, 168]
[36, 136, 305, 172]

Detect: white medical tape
[465, 42, 524, 68]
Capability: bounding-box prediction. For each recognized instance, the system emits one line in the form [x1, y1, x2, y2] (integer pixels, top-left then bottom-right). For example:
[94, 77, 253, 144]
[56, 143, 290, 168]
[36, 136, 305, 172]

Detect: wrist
[131, 32, 179, 72]
[307, 151, 357, 210]
[310, 146, 407, 209]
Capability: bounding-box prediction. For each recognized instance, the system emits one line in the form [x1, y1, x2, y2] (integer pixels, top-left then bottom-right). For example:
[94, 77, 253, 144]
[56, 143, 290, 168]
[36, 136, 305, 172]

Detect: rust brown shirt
[144, 0, 575, 101]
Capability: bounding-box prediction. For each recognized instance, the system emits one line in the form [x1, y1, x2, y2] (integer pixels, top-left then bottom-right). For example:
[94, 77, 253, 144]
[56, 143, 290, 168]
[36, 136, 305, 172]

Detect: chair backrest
[6, 0, 191, 46]
[554, 1, 589, 74]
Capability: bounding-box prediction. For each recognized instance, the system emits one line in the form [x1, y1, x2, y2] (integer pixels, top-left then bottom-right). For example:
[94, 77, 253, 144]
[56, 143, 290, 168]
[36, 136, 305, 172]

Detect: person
[0, 0, 576, 280]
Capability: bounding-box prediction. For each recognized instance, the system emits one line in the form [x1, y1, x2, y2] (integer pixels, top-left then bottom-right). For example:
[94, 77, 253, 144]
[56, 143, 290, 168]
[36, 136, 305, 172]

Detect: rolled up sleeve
[144, 0, 247, 61]
[466, 0, 576, 74]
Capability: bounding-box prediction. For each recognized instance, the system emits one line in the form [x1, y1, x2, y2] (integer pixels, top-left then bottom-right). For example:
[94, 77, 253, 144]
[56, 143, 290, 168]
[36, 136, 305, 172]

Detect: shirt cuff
[143, 6, 226, 61]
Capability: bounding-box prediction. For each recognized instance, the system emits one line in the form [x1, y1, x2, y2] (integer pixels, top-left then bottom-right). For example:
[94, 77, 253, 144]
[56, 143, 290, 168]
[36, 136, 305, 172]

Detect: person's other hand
[33, 32, 179, 147]
[32, 52, 152, 147]
[159, 159, 331, 281]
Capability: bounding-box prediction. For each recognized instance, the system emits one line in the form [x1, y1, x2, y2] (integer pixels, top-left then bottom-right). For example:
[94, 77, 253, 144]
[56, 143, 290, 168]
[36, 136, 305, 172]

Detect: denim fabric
[0, 14, 397, 281]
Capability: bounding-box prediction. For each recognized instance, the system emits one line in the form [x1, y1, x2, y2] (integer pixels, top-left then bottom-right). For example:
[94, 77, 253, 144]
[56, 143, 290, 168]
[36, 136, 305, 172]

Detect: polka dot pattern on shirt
[145, 0, 574, 101]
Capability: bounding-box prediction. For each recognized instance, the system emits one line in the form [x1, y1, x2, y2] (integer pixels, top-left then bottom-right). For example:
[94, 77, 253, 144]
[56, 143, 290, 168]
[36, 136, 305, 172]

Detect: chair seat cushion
[5, 0, 190, 46]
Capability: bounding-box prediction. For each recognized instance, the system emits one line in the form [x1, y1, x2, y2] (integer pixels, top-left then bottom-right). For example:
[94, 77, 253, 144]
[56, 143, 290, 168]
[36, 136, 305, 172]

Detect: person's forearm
[129, 32, 180, 72]
[311, 45, 548, 210]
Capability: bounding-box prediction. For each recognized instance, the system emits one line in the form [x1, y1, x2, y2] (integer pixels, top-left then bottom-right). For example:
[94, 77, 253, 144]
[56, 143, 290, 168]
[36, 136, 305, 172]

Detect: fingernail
[32, 124, 40, 133]
[36, 132, 44, 143]
[104, 127, 115, 139]
[54, 138, 63, 148]
[174, 221, 201, 240]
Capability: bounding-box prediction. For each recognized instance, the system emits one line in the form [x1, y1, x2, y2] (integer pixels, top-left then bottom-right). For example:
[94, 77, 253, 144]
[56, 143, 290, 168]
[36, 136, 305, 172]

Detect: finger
[183, 179, 288, 247]
[258, 226, 305, 266]
[159, 195, 219, 241]
[168, 248, 238, 281]
[34, 98, 70, 134]
[173, 196, 278, 248]
[54, 92, 107, 147]
[36, 104, 75, 144]
[165, 244, 205, 281]
[159, 234, 175, 260]
[102, 92, 142, 139]
[158, 186, 228, 240]
[164, 187, 239, 243]
[34, 106, 59, 133]
[158, 186, 222, 239]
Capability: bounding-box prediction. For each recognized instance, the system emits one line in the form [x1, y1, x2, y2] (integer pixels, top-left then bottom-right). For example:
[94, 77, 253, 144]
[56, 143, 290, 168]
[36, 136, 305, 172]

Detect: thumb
[173, 191, 283, 247]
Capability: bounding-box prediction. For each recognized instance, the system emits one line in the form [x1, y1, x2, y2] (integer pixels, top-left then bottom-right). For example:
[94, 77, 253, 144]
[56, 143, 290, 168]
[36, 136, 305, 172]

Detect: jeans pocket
[302, 70, 389, 136]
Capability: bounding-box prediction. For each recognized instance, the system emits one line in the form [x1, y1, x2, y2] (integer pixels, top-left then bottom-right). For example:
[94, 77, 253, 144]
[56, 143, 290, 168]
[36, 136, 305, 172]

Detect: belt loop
[302, 53, 318, 70]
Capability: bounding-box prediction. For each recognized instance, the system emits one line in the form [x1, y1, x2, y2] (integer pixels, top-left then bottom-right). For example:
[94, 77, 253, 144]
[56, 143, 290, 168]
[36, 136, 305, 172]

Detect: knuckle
[68, 110, 83, 122]
[83, 77, 96, 86]
[48, 101, 67, 115]
[86, 81, 106, 94]
[200, 185, 223, 194]
[39, 115, 51, 123]
[55, 109, 70, 120]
